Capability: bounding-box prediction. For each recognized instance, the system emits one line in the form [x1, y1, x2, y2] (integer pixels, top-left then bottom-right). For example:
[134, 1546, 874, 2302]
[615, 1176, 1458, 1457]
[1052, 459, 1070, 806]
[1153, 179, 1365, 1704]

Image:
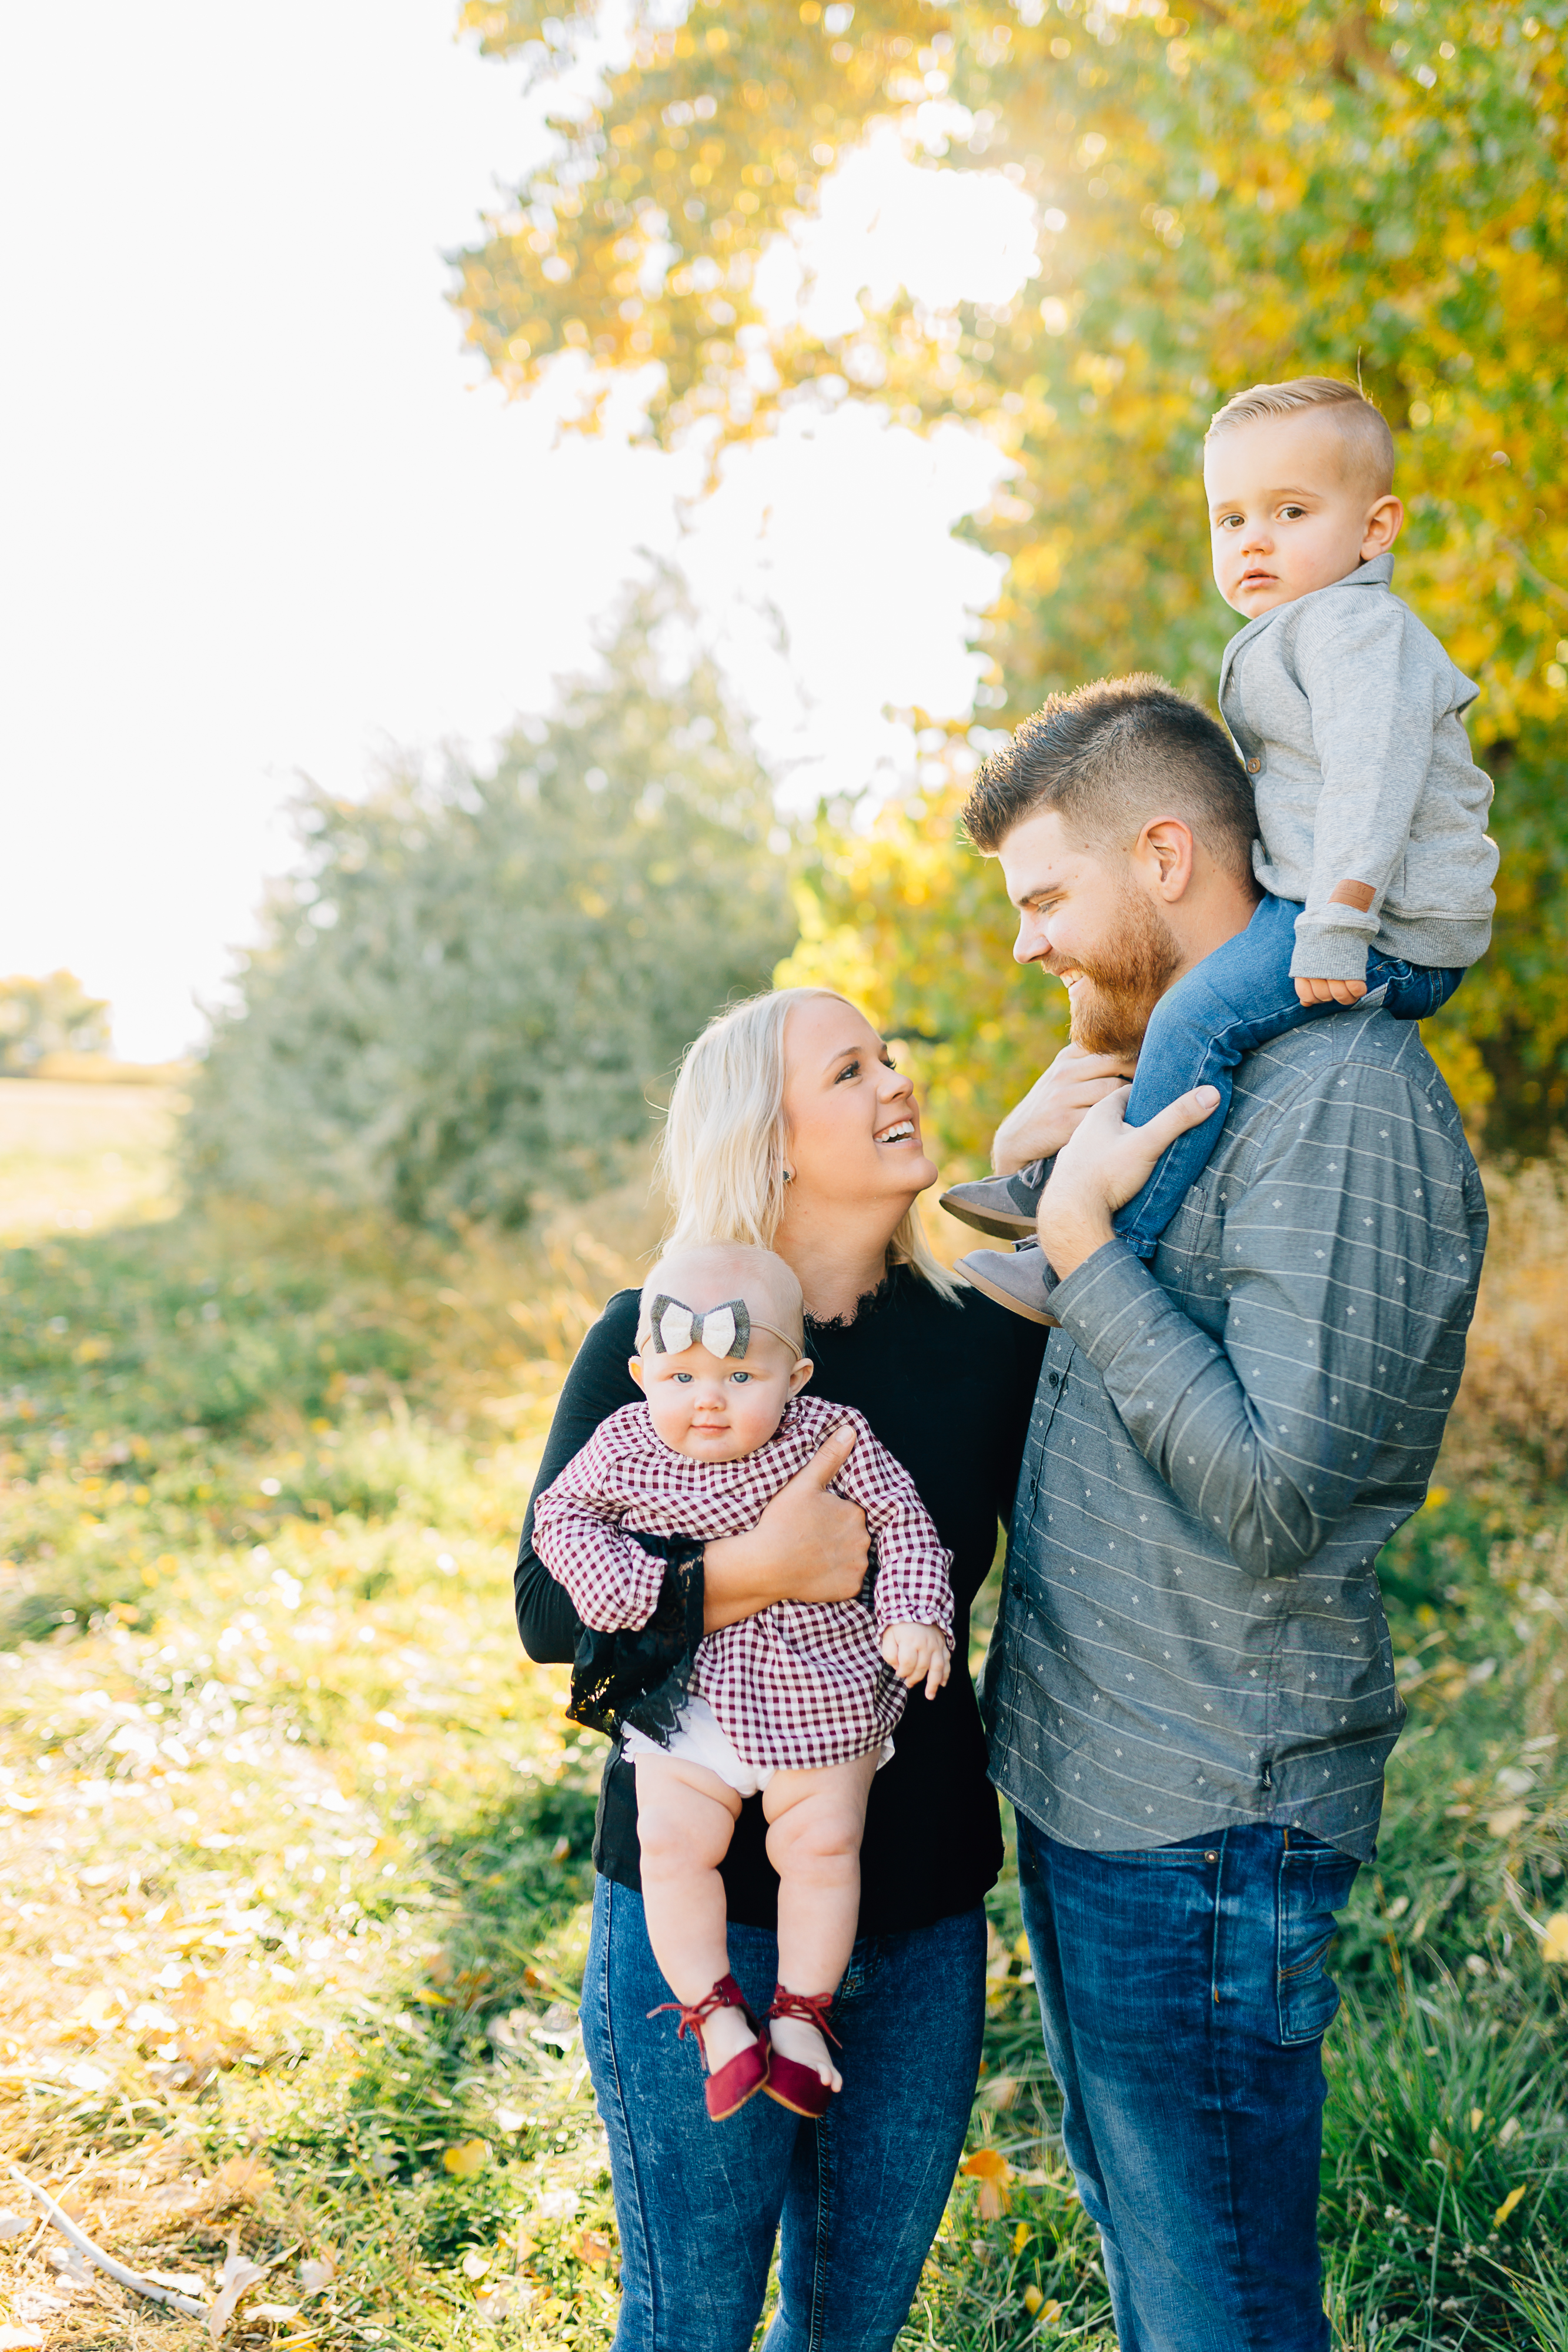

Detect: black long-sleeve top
[514, 1265, 1047, 1936]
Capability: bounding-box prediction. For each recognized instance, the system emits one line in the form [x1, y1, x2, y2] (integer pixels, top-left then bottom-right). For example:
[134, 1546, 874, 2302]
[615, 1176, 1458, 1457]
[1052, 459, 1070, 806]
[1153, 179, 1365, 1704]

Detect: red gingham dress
[532, 1394, 955, 1772]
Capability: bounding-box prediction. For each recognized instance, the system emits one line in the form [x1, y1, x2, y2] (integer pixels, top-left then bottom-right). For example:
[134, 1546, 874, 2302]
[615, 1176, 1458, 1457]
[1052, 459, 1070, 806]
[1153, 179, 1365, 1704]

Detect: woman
[514, 987, 1046, 2352]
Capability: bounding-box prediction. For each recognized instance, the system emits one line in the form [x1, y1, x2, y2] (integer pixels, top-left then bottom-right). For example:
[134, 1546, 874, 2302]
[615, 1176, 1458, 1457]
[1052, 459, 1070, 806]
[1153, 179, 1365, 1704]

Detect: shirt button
[1011, 1581, 1027, 1602]
[1246, 756, 1261, 773]
[1048, 1371, 1060, 1388]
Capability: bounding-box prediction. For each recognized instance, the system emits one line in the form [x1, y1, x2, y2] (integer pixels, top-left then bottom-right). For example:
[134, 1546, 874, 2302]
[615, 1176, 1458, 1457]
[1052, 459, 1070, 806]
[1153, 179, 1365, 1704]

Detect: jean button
[1204, 1850, 1219, 1863]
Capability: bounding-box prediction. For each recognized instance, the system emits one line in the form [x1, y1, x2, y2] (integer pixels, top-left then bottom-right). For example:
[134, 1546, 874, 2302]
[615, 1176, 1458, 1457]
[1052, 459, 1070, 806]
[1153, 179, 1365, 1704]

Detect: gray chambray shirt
[982, 1003, 1486, 1862]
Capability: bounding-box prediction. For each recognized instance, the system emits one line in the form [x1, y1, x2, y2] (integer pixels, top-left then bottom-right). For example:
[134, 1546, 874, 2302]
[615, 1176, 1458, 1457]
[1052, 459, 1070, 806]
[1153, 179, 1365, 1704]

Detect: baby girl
[531, 1241, 953, 2123]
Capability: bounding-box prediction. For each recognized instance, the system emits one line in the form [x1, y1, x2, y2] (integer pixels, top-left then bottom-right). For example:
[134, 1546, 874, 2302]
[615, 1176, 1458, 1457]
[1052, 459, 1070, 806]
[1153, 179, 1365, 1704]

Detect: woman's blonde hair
[657, 986, 960, 1305]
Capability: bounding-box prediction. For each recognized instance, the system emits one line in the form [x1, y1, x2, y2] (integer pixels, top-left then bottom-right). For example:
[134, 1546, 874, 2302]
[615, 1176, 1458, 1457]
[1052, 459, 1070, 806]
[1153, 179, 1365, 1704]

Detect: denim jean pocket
[1275, 1837, 1360, 2046]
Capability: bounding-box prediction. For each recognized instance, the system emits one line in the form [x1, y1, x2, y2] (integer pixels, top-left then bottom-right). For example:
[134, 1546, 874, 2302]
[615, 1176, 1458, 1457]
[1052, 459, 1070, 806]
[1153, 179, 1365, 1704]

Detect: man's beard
[1063, 885, 1182, 1060]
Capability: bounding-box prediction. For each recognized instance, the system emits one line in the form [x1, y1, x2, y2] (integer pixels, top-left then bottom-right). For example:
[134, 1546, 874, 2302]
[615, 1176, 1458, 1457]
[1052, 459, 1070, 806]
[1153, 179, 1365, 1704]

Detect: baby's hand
[880, 1621, 950, 1700]
[1294, 976, 1368, 1007]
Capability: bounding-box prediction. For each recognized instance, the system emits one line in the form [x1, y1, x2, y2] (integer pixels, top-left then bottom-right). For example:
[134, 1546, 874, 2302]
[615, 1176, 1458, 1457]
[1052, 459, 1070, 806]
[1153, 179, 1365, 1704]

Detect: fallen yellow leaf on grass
[1541, 1914, 1568, 1965]
[442, 2140, 489, 2179]
[575, 2229, 613, 2267]
[961, 2146, 1013, 2219]
[212, 2155, 275, 2202]
[1485, 1805, 1528, 1839]
[1494, 2186, 1527, 2228]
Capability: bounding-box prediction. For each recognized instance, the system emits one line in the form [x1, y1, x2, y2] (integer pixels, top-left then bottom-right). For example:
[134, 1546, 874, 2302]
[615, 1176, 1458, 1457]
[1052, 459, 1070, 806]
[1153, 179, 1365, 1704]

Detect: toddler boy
[947, 375, 1498, 1315]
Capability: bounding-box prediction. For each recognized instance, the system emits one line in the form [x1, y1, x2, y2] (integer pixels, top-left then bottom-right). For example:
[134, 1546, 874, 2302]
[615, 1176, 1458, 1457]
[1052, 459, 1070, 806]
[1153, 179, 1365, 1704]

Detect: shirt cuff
[1290, 916, 1372, 982]
[1049, 1237, 1164, 1368]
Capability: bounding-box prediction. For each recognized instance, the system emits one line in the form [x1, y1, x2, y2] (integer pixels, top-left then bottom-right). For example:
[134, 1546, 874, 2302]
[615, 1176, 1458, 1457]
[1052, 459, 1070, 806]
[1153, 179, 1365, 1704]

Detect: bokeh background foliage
[187, 586, 793, 1227]
[454, 0, 1566, 1150]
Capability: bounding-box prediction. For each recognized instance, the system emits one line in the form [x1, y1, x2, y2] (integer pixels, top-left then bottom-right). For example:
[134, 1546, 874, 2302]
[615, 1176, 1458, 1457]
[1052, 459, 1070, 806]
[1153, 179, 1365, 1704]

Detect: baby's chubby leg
[762, 1750, 880, 2091]
[632, 1753, 753, 2074]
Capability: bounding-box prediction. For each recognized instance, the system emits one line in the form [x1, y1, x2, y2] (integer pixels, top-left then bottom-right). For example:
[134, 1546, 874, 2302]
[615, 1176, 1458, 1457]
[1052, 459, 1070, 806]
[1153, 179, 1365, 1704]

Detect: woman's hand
[703, 1425, 871, 1633]
[992, 1043, 1139, 1175]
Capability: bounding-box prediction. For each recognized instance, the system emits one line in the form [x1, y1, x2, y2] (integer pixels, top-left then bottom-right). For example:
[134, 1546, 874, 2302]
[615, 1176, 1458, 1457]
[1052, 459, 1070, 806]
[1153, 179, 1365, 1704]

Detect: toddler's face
[1203, 412, 1402, 619]
[630, 1327, 811, 1462]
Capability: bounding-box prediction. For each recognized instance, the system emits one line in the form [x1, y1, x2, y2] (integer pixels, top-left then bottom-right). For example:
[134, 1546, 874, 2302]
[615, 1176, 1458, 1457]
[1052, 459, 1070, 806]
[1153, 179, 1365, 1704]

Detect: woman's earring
[782, 1166, 795, 1184]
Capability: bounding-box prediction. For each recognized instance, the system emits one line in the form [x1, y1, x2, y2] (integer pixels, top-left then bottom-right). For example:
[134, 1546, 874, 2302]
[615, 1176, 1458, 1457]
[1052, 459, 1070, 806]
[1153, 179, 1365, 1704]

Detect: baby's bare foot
[770, 2014, 841, 2093]
[700, 2002, 759, 2076]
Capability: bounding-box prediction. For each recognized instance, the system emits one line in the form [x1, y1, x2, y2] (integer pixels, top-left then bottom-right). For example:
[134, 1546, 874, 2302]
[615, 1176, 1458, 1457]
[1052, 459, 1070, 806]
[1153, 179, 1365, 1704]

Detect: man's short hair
[962, 674, 1258, 887]
[1206, 376, 1396, 498]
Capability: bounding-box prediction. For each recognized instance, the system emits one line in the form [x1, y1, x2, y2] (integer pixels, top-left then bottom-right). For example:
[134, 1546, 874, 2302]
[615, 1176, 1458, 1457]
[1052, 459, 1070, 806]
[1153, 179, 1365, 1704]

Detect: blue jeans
[1115, 891, 1465, 1257]
[1016, 1813, 1360, 2352]
[579, 1876, 988, 2352]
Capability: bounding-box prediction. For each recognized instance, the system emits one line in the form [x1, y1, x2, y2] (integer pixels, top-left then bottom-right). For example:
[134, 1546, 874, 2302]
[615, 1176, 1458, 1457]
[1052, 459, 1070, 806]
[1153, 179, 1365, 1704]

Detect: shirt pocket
[1275, 1835, 1360, 2046]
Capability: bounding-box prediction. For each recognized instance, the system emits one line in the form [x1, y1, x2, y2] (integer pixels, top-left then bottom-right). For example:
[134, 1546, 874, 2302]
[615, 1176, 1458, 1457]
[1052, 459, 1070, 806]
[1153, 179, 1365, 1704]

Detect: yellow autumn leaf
[1540, 1914, 1568, 1965]
[1011, 2220, 1031, 2256]
[575, 2229, 613, 2266]
[442, 2140, 489, 2180]
[1485, 1806, 1528, 1839]
[962, 2145, 1013, 2220]
[1493, 2185, 1527, 2228]
[1022, 2286, 1044, 2316]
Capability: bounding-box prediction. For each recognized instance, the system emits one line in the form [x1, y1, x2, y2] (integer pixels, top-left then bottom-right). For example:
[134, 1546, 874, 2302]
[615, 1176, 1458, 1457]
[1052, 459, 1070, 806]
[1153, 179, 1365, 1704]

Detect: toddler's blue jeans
[1116, 891, 1464, 1258]
[1017, 1812, 1360, 2351]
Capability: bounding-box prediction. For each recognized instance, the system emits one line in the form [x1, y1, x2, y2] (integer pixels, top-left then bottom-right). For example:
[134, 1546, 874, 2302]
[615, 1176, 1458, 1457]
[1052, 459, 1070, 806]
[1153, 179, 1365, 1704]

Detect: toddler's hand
[1294, 976, 1368, 1007]
[880, 1621, 950, 1700]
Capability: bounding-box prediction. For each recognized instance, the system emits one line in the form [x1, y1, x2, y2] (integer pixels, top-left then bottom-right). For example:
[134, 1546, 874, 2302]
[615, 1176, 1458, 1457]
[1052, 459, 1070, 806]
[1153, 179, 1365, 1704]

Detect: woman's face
[779, 996, 938, 1220]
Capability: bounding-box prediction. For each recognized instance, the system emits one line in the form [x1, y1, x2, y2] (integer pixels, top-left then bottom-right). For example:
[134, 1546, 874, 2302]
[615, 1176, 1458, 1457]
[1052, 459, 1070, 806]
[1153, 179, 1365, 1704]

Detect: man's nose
[1015, 914, 1049, 964]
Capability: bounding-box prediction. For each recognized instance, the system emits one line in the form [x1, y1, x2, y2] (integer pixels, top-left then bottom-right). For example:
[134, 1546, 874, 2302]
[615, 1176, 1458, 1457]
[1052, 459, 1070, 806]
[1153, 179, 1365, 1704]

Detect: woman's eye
[835, 1060, 860, 1083]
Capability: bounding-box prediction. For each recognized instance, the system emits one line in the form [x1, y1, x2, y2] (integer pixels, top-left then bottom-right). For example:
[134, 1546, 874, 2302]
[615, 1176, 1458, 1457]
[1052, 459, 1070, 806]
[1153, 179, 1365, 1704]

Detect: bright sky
[1, 4, 1033, 1060]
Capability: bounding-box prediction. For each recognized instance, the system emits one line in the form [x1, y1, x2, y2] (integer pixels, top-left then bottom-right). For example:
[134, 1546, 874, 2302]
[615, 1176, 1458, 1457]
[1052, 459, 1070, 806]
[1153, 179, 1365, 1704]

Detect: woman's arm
[701, 1423, 872, 1630]
[515, 1293, 642, 1663]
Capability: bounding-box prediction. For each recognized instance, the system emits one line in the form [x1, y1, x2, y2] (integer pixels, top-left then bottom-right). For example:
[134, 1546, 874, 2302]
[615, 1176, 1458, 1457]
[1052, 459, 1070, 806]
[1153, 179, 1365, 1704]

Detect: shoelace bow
[647, 1983, 743, 2040]
[767, 1989, 841, 2046]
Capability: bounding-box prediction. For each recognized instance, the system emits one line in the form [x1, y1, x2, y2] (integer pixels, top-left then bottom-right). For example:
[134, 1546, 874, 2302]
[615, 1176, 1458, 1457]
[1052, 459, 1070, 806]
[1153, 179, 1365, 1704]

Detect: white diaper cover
[621, 1695, 894, 1798]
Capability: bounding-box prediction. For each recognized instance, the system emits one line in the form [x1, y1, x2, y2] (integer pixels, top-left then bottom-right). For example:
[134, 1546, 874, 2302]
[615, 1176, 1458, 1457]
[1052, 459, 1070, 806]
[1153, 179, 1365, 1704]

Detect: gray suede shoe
[956, 1240, 1059, 1327]
[940, 1159, 1048, 1240]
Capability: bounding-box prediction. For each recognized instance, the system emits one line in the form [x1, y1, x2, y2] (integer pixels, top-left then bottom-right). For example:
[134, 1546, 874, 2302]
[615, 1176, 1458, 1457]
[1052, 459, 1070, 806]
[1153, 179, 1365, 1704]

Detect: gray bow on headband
[643, 1295, 750, 1359]
[640, 1294, 801, 1361]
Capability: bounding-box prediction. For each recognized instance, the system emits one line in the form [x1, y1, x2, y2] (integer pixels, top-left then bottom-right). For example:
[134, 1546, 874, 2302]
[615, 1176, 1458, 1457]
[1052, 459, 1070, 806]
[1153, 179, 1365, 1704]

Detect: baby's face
[631, 1327, 811, 1462]
[1203, 412, 1402, 619]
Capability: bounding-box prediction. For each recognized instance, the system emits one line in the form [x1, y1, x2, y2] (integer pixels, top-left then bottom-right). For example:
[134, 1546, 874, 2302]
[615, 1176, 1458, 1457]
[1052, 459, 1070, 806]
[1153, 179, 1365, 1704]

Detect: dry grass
[1449, 1152, 1568, 1486]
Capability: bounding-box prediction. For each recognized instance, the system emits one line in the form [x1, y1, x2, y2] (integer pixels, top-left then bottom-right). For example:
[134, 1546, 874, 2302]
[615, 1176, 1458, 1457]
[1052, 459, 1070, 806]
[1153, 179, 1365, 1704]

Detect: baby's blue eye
[674, 1371, 694, 1384]
[731, 1371, 752, 1384]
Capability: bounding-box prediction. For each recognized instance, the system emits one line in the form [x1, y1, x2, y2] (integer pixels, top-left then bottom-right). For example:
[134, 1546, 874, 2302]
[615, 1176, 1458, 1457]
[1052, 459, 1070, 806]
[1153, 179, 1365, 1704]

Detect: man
[962, 676, 1486, 2350]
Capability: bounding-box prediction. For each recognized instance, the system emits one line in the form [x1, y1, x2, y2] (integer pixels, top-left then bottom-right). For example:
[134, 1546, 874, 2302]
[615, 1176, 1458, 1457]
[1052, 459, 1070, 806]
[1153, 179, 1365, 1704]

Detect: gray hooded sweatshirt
[1218, 550, 1497, 982]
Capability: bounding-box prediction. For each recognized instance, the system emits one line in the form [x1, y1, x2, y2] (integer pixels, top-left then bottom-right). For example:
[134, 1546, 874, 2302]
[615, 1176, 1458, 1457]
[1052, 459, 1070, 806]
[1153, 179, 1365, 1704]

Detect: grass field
[0, 1083, 1565, 2350]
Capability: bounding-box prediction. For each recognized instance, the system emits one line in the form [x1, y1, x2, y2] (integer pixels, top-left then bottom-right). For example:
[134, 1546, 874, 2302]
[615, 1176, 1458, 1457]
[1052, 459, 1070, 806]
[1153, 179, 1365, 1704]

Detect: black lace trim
[566, 1532, 707, 1746]
[804, 1267, 895, 1335]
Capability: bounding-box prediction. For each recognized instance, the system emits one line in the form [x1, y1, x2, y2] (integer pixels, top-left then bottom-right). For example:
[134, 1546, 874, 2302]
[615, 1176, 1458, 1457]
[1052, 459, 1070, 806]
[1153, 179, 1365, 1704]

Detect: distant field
[0, 1077, 186, 1245]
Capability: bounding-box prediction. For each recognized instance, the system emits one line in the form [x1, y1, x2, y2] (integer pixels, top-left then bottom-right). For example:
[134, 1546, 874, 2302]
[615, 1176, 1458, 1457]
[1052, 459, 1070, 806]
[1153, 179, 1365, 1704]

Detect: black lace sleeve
[566, 1532, 708, 1745]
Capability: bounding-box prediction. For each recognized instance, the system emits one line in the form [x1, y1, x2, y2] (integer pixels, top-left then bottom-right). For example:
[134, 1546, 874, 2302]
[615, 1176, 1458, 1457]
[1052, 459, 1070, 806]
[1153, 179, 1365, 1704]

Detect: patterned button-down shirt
[533, 1393, 954, 1772]
[983, 1007, 1486, 1861]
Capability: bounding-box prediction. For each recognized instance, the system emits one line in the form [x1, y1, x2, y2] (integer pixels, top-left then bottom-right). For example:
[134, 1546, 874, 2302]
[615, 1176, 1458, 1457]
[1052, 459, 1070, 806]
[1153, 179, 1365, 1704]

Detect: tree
[0, 972, 111, 1074]
[185, 589, 794, 1225]
[450, 0, 1567, 1141]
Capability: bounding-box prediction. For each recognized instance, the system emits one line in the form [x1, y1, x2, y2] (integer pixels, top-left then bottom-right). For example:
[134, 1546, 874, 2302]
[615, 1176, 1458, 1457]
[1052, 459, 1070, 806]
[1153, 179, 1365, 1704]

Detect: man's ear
[788, 1355, 814, 1396]
[1138, 817, 1197, 902]
[1362, 493, 1403, 559]
[627, 1355, 647, 1392]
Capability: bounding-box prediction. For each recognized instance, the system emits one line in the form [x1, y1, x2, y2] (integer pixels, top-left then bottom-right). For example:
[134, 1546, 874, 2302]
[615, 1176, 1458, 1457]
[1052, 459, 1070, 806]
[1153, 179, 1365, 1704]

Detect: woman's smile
[874, 1115, 918, 1147]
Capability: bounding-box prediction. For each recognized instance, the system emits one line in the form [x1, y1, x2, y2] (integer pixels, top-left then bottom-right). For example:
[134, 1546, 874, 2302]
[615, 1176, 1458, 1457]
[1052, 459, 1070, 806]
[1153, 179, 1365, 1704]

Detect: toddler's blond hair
[1206, 376, 1396, 497]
